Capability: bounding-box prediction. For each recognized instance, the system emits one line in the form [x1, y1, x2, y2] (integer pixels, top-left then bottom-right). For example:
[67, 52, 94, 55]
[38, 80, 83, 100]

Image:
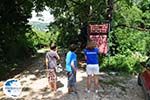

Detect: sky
[28, 8, 54, 23]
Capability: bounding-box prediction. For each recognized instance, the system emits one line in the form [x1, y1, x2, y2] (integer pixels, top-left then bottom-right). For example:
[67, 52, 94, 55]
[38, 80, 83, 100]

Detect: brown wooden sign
[88, 23, 109, 54]
[89, 23, 109, 34]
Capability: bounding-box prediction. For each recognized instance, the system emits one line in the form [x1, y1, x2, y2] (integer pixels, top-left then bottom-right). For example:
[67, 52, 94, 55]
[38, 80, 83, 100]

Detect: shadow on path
[0, 52, 144, 100]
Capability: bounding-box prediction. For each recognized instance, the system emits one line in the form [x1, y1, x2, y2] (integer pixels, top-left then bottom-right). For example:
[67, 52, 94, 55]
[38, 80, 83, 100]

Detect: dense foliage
[34, 0, 149, 73]
[26, 28, 59, 49]
[0, 0, 150, 78]
[0, 0, 34, 64]
[104, 0, 150, 73]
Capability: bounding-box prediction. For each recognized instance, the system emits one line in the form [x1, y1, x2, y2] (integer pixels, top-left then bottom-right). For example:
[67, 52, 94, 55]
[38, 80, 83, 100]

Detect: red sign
[90, 35, 108, 54]
[89, 23, 109, 54]
[89, 24, 109, 34]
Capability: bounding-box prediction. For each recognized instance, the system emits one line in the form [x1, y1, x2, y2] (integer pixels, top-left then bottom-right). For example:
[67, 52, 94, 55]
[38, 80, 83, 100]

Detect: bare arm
[55, 53, 60, 60]
[53, 49, 60, 60]
[45, 58, 48, 69]
[84, 55, 87, 61]
[71, 61, 77, 72]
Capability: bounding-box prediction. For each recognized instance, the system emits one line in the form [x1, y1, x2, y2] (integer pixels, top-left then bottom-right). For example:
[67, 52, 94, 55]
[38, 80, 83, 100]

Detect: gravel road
[0, 55, 144, 100]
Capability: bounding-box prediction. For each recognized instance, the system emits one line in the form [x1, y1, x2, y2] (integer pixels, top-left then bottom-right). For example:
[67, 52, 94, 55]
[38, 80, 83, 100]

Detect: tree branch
[69, 0, 80, 5]
[115, 24, 150, 32]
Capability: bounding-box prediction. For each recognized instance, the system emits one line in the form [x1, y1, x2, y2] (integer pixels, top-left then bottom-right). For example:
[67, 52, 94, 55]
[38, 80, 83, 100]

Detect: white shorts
[86, 64, 99, 75]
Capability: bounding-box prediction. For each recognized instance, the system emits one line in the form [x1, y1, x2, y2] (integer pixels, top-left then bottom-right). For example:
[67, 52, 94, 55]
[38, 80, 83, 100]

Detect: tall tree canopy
[34, 0, 109, 47]
[33, 0, 150, 48]
[33, 0, 150, 72]
[0, 0, 33, 63]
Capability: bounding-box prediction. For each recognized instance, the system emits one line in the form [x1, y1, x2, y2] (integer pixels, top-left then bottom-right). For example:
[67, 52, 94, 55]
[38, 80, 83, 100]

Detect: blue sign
[3, 79, 22, 98]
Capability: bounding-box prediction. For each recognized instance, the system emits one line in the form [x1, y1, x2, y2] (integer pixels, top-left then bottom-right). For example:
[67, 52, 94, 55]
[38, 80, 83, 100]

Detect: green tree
[33, 0, 150, 73]
[104, 0, 150, 73]
[0, 0, 34, 63]
[34, 0, 109, 47]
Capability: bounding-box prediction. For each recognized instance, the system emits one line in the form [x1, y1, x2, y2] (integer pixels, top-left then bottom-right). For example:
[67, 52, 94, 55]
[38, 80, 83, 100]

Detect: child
[83, 41, 100, 93]
[65, 44, 78, 94]
[45, 43, 60, 95]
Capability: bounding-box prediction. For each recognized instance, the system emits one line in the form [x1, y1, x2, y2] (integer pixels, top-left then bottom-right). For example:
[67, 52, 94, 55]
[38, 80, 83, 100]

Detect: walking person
[65, 44, 78, 94]
[45, 43, 60, 96]
[83, 41, 100, 93]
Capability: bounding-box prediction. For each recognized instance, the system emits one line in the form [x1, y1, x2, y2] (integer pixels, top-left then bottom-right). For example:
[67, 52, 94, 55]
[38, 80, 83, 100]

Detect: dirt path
[0, 54, 144, 100]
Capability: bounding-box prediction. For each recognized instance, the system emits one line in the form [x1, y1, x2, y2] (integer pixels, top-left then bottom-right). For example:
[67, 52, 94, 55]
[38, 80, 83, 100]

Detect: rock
[28, 74, 37, 80]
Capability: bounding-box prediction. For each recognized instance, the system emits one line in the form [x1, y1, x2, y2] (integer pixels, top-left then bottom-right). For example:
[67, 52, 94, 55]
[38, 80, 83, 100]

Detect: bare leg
[49, 82, 57, 97]
[87, 75, 92, 90]
[94, 75, 99, 90]
[68, 87, 73, 93]
[50, 82, 57, 91]
[49, 82, 53, 90]
[53, 81, 57, 92]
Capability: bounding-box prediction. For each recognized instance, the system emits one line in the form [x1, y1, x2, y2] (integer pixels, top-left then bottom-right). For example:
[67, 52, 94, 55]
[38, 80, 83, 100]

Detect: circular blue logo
[3, 79, 22, 98]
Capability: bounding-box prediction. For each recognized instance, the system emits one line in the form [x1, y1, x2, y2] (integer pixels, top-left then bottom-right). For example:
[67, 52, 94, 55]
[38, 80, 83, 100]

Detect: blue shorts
[67, 71, 76, 87]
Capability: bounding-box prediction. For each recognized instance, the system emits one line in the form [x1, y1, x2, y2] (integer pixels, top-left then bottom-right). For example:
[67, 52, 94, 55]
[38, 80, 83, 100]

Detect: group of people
[45, 41, 100, 96]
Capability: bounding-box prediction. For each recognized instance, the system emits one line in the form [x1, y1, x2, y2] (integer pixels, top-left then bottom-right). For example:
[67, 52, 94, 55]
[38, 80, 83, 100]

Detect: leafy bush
[101, 28, 150, 73]
[25, 29, 59, 49]
[101, 53, 143, 73]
